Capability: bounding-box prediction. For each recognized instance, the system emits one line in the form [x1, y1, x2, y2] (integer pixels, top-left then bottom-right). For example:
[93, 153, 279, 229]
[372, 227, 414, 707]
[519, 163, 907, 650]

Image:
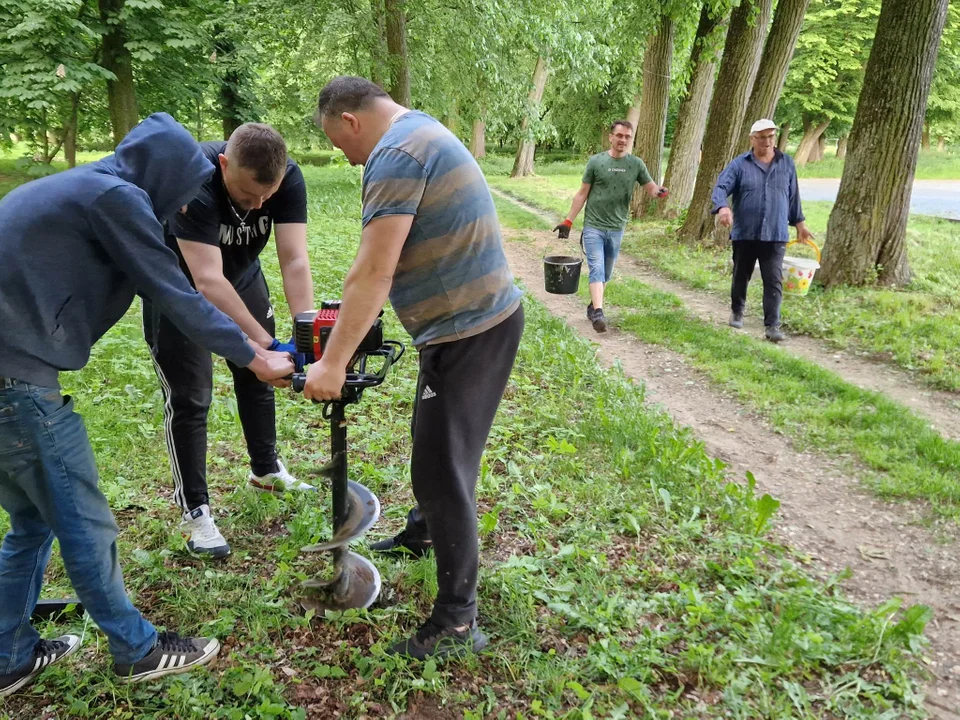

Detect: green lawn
[487, 172, 960, 392]
[496, 192, 960, 522]
[479, 145, 960, 181]
[0, 166, 930, 719]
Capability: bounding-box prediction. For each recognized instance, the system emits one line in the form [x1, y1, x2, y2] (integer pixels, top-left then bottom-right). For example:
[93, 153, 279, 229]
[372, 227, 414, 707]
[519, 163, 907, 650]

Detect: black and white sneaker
[114, 631, 220, 684]
[0, 634, 81, 698]
[180, 504, 230, 558]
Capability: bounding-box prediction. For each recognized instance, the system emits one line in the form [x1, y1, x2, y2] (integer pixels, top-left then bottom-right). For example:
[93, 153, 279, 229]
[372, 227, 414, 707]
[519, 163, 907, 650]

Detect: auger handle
[290, 340, 405, 399]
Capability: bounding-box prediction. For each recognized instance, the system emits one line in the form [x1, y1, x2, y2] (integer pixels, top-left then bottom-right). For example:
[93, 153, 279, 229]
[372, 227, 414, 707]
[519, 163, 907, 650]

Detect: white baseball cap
[750, 118, 778, 134]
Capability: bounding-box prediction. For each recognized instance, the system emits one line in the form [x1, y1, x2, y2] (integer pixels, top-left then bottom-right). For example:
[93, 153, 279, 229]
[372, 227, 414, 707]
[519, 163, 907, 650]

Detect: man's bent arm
[320, 214, 412, 368]
[274, 223, 314, 319]
[178, 239, 274, 348]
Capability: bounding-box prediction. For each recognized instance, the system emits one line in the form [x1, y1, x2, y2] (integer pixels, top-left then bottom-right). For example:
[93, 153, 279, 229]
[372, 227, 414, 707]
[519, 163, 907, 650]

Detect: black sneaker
[369, 529, 433, 558]
[387, 619, 488, 660]
[586, 302, 595, 320]
[729, 312, 744, 329]
[765, 325, 785, 343]
[592, 308, 607, 333]
[114, 631, 220, 684]
[0, 634, 81, 698]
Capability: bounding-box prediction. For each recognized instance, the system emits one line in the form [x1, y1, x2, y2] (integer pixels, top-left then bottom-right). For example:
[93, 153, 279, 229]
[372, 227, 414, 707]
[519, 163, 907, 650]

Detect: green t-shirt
[582, 152, 653, 231]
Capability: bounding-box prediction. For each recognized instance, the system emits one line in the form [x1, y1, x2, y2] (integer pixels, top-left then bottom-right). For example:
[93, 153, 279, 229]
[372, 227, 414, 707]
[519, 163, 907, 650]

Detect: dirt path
[502, 229, 960, 719]
[492, 188, 960, 442]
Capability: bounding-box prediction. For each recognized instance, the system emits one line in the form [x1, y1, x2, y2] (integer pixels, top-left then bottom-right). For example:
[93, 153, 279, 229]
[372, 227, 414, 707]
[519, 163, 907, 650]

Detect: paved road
[798, 178, 960, 220]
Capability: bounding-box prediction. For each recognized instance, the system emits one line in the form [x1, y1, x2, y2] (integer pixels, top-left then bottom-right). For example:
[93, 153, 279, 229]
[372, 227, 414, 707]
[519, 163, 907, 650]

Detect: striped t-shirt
[361, 111, 522, 347]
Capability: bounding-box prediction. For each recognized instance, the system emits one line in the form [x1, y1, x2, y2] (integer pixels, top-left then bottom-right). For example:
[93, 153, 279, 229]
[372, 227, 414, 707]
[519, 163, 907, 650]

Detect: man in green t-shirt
[555, 120, 668, 332]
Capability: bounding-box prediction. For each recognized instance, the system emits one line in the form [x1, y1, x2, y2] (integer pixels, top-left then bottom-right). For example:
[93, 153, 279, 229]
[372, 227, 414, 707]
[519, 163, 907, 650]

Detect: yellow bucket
[782, 238, 821, 296]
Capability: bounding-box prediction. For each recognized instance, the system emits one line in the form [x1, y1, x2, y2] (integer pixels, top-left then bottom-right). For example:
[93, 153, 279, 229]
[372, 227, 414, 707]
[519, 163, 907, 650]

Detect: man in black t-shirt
[143, 123, 315, 558]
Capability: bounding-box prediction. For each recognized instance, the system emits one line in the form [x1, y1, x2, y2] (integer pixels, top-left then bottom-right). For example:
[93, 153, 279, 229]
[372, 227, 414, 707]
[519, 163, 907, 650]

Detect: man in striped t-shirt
[304, 76, 524, 659]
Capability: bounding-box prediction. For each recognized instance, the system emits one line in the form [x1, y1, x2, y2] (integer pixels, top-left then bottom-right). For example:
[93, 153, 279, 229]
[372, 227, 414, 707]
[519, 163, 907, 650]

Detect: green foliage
[927, 3, 960, 142]
[0, 0, 111, 158]
[779, 0, 881, 135]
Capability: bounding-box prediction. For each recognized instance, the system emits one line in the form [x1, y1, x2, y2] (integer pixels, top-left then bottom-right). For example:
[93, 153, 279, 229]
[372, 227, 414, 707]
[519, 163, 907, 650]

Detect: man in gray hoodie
[0, 113, 293, 696]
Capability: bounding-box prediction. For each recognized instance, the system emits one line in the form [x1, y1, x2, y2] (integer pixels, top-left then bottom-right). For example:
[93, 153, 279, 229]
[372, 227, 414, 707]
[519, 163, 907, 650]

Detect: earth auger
[291, 302, 404, 612]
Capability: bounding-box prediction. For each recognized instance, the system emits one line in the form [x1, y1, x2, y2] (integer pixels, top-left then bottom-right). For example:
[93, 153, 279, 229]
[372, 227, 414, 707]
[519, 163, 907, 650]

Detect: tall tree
[737, 0, 811, 150]
[0, 0, 108, 163]
[215, 25, 259, 139]
[99, 0, 139, 144]
[778, 0, 880, 165]
[678, 0, 773, 246]
[658, 4, 728, 217]
[384, 0, 411, 106]
[511, 55, 549, 178]
[631, 13, 675, 218]
[819, 0, 949, 287]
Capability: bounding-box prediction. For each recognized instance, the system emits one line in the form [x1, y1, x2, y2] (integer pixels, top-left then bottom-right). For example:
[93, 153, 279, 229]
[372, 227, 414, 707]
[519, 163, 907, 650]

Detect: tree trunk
[938, 135, 946, 151]
[777, 120, 791, 151]
[738, 0, 811, 151]
[384, 0, 411, 106]
[813, 131, 827, 162]
[445, 99, 459, 136]
[820, 0, 949, 288]
[99, 0, 139, 145]
[370, 0, 389, 89]
[625, 96, 641, 154]
[658, 5, 727, 218]
[678, 0, 773, 247]
[922, 122, 931, 149]
[470, 119, 486, 159]
[632, 15, 675, 218]
[216, 29, 257, 140]
[794, 119, 830, 165]
[511, 55, 549, 178]
[836, 134, 848, 159]
[64, 93, 80, 168]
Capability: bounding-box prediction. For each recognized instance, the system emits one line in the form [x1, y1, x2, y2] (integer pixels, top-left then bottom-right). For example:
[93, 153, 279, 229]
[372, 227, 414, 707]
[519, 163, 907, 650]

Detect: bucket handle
[786, 237, 821, 264]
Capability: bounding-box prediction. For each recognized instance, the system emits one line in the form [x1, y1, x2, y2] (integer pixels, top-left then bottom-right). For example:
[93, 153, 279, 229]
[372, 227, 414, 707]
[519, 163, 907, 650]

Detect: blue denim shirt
[710, 150, 805, 242]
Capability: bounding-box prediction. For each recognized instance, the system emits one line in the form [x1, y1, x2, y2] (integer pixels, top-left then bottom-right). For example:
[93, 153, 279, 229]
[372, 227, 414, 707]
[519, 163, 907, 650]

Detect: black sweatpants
[731, 240, 787, 328]
[401, 305, 524, 628]
[142, 267, 279, 512]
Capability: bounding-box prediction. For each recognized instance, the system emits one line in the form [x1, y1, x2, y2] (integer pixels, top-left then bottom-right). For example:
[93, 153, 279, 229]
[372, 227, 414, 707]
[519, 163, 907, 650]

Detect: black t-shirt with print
[166, 142, 308, 286]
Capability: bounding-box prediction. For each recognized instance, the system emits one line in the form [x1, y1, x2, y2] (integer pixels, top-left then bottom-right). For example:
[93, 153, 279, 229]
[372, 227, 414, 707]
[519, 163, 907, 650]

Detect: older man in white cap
[711, 118, 813, 342]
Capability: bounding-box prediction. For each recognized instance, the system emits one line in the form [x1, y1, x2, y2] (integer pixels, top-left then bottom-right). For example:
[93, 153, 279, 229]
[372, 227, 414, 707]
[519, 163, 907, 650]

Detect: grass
[493, 195, 960, 522]
[792, 147, 960, 181]
[479, 145, 960, 181]
[488, 172, 960, 392]
[0, 165, 931, 718]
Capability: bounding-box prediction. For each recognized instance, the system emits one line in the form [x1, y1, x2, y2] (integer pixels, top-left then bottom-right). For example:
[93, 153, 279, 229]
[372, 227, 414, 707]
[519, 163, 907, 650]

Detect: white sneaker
[248, 460, 315, 495]
[180, 505, 230, 558]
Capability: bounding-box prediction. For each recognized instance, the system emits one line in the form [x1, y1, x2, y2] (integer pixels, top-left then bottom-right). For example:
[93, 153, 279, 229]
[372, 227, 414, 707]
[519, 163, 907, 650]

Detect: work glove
[269, 338, 307, 373]
[553, 219, 572, 239]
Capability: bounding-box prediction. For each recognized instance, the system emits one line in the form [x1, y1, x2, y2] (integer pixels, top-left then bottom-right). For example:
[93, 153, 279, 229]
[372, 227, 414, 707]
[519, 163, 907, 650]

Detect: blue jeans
[582, 227, 624, 284]
[0, 379, 156, 672]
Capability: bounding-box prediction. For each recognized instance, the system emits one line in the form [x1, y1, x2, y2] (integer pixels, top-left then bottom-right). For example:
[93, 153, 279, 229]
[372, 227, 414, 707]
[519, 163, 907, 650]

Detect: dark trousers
[731, 240, 787, 328]
[142, 268, 279, 512]
[402, 305, 524, 627]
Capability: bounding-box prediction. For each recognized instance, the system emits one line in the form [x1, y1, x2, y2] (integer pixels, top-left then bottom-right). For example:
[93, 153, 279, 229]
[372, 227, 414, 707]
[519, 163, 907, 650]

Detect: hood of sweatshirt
[102, 112, 215, 221]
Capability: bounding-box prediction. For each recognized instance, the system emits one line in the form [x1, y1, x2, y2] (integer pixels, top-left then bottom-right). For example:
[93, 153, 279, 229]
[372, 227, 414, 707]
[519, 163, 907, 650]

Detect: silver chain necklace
[223, 180, 251, 232]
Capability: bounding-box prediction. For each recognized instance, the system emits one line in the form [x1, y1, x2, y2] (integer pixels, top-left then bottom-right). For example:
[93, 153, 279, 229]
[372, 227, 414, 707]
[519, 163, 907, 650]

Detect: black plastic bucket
[543, 255, 582, 295]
